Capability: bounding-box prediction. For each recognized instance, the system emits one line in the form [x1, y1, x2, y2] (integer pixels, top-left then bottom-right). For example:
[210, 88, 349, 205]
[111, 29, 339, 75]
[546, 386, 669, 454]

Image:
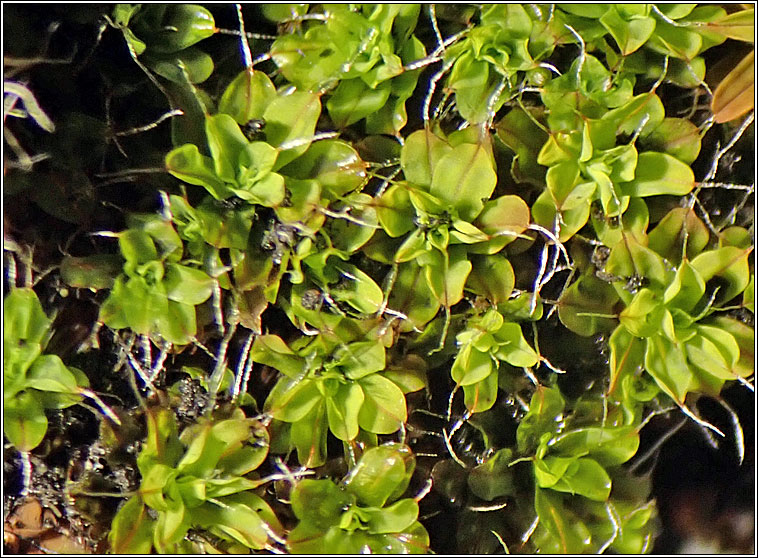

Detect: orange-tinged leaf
[706, 9, 755, 43]
[712, 50, 754, 123]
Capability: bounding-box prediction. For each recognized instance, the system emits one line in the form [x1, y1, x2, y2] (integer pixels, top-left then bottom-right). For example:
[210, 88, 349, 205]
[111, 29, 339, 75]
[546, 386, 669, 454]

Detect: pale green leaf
[451, 344, 494, 386]
[218, 69, 277, 124]
[357, 374, 407, 434]
[430, 142, 497, 222]
[4, 288, 51, 347]
[263, 91, 321, 169]
[462, 371, 499, 413]
[165, 144, 231, 200]
[344, 443, 415, 507]
[624, 151, 695, 197]
[4, 391, 48, 451]
[401, 129, 452, 187]
[326, 382, 364, 441]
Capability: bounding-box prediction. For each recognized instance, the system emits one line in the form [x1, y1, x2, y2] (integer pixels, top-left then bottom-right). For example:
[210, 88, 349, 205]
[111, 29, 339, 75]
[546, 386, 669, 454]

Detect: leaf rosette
[3, 288, 90, 451]
[287, 444, 429, 553]
[109, 407, 280, 554]
[253, 334, 422, 467]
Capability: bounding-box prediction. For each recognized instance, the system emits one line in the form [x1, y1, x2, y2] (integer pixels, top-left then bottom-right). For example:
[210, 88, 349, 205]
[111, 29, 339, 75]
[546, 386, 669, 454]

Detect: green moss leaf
[643, 117, 702, 164]
[330, 264, 384, 315]
[356, 374, 407, 434]
[558, 273, 620, 336]
[430, 142, 497, 222]
[648, 207, 709, 264]
[603, 92, 665, 137]
[196, 499, 268, 549]
[624, 151, 695, 197]
[4, 391, 48, 451]
[695, 324, 740, 369]
[534, 455, 577, 488]
[327, 79, 392, 128]
[401, 129, 452, 188]
[534, 488, 593, 553]
[118, 277, 167, 335]
[329, 195, 377, 253]
[387, 261, 441, 332]
[282, 140, 366, 198]
[517, 386, 566, 453]
[193, 197, 256, 250]
[394, 229, 427, 263]
[559, 4, 610, 18]
[495, 107, 548, 185]
[157, 300, 197, 345]
[619, 288, 666, 338]
[165, 143, 231, 200]
[291, 401, 329, 467]
[205, 113, 249, 183]
[451, 344, 494, 386]
[600, 7, 656, 55]
[337, 341, 386, 380]
[364, 499, 419, 534]
[663, 260, 706, 312]
[216, 424, 269, 476]
[218, 69, 277, 124]
[175, 424, 218, 479]
[376, 520, 430, 553]
[263, 91, 321, 169]
[462, 369, 500, 413]
[608, 325, 646, 396]
[744, 275, 754, 313]
[162, 263, 213, 305]
[548, 426, 640, 467]
[365, 35, 426, 135]
[549, 457, 612, 501]
[592, 197, 649, 247]
[60, 254, 121, 291]
[703, 8, 755, 42]
[345, 444, 415, 507]
[470, 194, 531, 254]
[707, 316, 754, 379]
[138, 462, 174, 512]
[302, 493, 355, 532]
[376, 184, 415, 238]
[644, 334, 694, 403]
[646, 18, 703, 59]
[425, 246, 472, 307]
[493, 322, 539, 367]
[251, 335, 305, 378]
[326, 382, 364, 441]
[531, 188, 592, 242]
[118, 229, 158, 265]
[237, 140, 278, 183]
[606, 233, 670, 293]
[656, 4, 697, 19]
[270, 23, 354, 91]
[108, 496, 155, 554]
[685, 331, 738, 382]
[26, 354, 80, 394]
[137, 408, 183, 473]
[466, 254, 514, 304]
[691, 246, 752, 304]
[144, 47, 213, 84]
[266, 377, 323, 423]
[133, 4, 215, 54]
[4, 288, 51, 346]
[446, 54, 493, 124]
[468, 448, 515, 500]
